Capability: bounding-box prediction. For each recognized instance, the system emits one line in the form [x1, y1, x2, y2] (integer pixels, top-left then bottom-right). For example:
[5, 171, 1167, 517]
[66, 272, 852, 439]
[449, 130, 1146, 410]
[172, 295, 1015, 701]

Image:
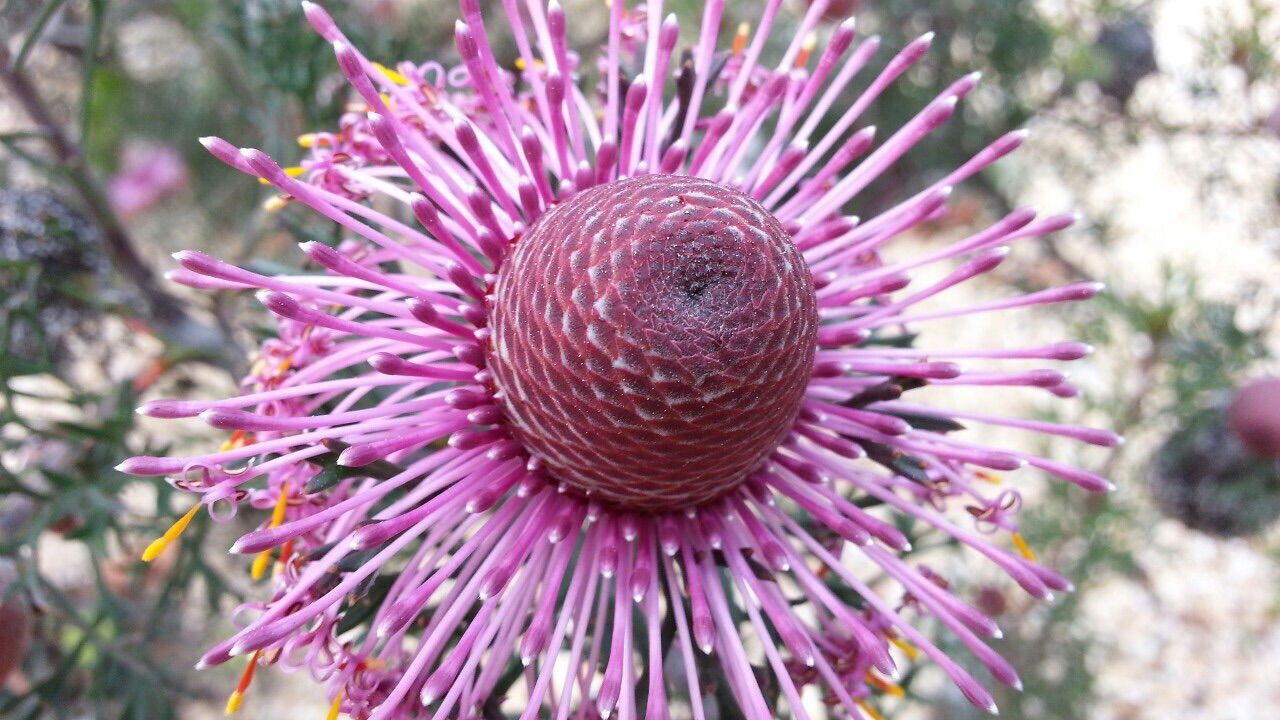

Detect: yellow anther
[252, 483, 291, 581]
[270, 482, 290, 526]
[297, 133, 317, 148]
[220, 429, 248, 452]
[373, 62, 409, 86]
[277, 355, 295, 375]
[866, 670, 906, 697]
[1011, 532, 1037, 561]
[258, 166, 306, 185]
[855, 699, 886, 720]
[142, 501, 202, 562]
[889, 635, 920, 661]
[225, 651, 261, 716]
[263, 196, 290, 212]
[794, 33, 818, 69]
[379, 93, 392, 107]
[733, 23, 750, 56]
[250, 551, 272, 581]
[325, 691, 344, 720]
[976, 470, 1002, 484]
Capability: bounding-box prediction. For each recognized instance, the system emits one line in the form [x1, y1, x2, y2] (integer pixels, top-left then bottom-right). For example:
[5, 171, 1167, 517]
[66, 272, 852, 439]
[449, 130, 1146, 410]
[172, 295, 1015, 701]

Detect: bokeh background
[1, 0, 1278, 718]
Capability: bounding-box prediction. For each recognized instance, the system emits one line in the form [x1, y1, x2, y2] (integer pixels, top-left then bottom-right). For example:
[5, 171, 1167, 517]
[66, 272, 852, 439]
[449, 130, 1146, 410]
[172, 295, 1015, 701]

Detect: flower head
[1152, 387, 1280, 538]
[107, 141, 189, 219]
[1227, 377, 1280, 459]
[123, 1, 1118, 718]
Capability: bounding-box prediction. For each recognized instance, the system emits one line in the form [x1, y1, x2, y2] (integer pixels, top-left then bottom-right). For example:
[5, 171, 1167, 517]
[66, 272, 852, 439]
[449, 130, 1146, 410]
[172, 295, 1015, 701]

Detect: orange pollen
[795, 34, 817, 69]
[275, 538, 297, 579]
[225, 650, 262, 715]
[733, 23, 750, 56]
[976, 470, 1002, 484]
[132, 358, 169, 393]
[220, 429, 252, 452]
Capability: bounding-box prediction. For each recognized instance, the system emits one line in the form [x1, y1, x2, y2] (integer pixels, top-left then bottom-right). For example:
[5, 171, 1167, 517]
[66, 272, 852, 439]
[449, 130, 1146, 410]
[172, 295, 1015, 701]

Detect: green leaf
[13, 0, 70, 71]
[879, 410, 967, 434]
[841, 377, 928, 408]
[302, 439, 408, 495]
[858, 440, 932, 485]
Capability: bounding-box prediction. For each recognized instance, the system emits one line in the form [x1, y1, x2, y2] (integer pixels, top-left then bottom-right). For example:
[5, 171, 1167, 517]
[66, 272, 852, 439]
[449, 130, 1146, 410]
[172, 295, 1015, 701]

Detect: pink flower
[1228, 377, 1280, 458]
[107, 141, 188, 219]
[122, 1, 1116, 718]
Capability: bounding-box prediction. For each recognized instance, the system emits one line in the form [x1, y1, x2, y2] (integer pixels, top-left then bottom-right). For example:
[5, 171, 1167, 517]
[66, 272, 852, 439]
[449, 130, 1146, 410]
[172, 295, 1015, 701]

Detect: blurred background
[0, 0, 1277, 718]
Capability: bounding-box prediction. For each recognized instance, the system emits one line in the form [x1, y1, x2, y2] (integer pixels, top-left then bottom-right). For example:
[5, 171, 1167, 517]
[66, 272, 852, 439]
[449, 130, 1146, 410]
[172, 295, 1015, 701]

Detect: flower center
[487, 174, 818, 512]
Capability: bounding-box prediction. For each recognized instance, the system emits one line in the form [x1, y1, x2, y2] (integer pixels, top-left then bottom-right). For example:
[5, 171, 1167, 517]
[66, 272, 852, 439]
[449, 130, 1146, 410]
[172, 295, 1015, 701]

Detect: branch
[0, 43, 239, 370]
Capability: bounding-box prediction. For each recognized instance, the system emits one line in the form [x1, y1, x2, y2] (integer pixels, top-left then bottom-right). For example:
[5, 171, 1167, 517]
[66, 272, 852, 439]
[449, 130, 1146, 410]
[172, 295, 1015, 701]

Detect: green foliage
[0, 195, 238, 717]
